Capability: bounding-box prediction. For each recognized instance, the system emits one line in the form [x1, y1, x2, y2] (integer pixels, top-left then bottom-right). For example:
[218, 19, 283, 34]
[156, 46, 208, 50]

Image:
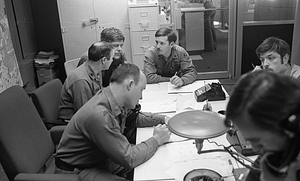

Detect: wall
[31, 0, 65, 60]
[254, 0, 296, 21]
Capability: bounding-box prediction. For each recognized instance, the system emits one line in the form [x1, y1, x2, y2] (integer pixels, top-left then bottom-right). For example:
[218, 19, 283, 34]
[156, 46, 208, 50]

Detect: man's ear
[101, 57, 107, 64]
[170, 41, 175, 47]
[126, 79, 134, 91]
[283, 54, 289, 64]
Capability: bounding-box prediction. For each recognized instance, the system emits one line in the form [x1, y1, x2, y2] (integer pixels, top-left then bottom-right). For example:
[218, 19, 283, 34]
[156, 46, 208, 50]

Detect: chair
[0, 85, 80, 181]
[30, 78, 67, 130]
[64, 58, 80, 77]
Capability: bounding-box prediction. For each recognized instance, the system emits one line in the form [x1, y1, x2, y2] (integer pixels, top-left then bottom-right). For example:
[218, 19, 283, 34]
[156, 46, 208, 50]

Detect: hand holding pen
[170, 71, 184, 87]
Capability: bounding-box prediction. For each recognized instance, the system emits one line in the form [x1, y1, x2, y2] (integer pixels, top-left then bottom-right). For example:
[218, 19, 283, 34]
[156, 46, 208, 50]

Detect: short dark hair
[225, 71, 300, 132]
[100, 27, 125, 43]
[255, 37, 291, 64]
[88, 41, 113, 62]
[110, 63, 140, 85]
[155, 27, 177, 44]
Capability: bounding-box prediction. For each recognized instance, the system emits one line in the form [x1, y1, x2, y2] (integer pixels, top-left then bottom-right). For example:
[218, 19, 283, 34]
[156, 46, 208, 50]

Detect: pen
[174, 71, 178, 76]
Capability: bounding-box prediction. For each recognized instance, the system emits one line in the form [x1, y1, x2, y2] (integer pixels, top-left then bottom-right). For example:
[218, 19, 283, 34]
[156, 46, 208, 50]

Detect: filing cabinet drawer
[131, 31, 156, 54]
[129, 6, 159, 31]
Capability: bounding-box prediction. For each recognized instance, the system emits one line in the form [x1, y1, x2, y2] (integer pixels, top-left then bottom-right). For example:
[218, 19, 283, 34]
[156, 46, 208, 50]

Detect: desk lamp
[167, 109, 258, 181]
[168, 109, 228, 181]
[168, 109, 228, 152]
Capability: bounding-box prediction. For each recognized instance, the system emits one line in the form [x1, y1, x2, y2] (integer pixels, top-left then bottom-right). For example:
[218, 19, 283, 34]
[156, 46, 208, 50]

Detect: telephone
[217, 110, 258, 156]
[226, 127, 259, 156]
[194, 82, 226, 102]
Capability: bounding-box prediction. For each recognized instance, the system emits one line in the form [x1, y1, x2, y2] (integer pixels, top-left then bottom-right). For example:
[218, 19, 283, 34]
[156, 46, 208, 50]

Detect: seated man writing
[144, 27, 197, 87]
[55, 63, 171, 181]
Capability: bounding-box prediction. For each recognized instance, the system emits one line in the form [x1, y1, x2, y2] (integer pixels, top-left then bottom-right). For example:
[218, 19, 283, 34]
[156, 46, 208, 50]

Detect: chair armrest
[49, 125, 66, 145]
[14, 173, 81, 181]
[42, 118, 68, 126]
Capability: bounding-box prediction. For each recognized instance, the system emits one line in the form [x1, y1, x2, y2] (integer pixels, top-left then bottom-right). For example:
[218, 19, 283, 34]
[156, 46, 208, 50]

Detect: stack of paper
[34, 51, 59, 65]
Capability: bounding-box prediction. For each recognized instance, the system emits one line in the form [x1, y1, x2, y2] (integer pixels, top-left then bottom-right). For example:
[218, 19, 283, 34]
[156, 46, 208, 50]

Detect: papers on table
[166, 139, 221, 163]
[139, 99, 177, 113]
[165, 139, 234, 181]
[168, 81, 200, 94]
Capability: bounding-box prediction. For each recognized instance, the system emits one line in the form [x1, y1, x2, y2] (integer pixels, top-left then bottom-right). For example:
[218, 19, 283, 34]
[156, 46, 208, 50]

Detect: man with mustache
[253, 36, 300, 79]
[144, 27, 197, 87]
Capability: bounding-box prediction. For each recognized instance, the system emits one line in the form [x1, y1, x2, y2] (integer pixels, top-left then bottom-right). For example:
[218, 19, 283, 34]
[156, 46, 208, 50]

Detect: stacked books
[34, 51, 59, 65]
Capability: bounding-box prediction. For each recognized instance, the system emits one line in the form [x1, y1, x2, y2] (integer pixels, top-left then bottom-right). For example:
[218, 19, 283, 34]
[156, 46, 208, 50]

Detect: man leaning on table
[144, 27, 197, 87]
[55, 63, 171, 181]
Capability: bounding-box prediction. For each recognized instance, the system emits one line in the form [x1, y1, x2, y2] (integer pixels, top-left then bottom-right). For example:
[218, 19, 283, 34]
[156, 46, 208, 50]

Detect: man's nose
[262, 59, 269, 66]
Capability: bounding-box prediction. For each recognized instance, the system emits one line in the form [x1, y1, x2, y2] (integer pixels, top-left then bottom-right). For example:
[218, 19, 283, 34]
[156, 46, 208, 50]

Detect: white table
[134, 80, 242, 181]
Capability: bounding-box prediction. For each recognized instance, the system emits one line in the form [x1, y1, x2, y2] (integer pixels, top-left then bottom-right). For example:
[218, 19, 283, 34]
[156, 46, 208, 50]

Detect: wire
[204, 139, 261, 173]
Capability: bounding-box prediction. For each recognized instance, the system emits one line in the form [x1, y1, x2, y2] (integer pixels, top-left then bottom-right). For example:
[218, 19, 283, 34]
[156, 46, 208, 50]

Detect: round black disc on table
[184, 168, 223, 181]
[168, 110, 228, 139]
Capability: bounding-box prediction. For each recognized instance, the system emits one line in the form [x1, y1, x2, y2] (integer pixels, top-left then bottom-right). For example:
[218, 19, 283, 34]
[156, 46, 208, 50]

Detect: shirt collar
[85, 61, 102, 82]
[103, 87, 123, 117]
[158, 46, 178, 60]
[283, 64, 292, 76]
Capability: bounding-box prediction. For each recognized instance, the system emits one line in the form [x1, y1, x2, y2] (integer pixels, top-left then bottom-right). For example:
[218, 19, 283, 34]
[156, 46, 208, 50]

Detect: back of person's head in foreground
[255, 36, 291, 65]
[225, 71, 300, 153]
[110, 63, 146, 109]
[88, 41, 113, 62]
[155, 27, 177, 44]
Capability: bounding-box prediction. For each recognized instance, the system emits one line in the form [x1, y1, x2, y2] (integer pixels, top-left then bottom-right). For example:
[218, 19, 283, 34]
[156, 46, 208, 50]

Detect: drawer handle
[138, 21, 149, 27]
[140, 46, 150, 49]
[82, 18, 99, 26]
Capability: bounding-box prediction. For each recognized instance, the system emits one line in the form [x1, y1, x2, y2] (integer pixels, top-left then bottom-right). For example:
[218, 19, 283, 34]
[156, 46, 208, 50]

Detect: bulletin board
[0, 0, 23, 93]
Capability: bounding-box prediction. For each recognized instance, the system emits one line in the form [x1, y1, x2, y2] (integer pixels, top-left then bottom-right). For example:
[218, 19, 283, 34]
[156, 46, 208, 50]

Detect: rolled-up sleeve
[144, 48, 170, 84]
[136, 112, 165, 127]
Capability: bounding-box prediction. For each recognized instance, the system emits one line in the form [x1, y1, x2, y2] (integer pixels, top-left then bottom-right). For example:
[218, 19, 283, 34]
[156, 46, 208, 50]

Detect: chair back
[0, 86, 54, 181]
[30, 79, 62, 125]
[64, 58, 80, 77]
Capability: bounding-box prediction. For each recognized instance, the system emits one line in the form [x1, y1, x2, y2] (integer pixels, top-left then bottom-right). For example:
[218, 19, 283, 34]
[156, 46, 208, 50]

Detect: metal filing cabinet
[128, 3, 159, 70]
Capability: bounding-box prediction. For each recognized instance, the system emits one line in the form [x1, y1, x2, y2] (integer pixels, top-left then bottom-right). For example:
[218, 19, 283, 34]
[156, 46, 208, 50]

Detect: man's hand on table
[170, 75, 184, 87]
[153, 124, 171, 146]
